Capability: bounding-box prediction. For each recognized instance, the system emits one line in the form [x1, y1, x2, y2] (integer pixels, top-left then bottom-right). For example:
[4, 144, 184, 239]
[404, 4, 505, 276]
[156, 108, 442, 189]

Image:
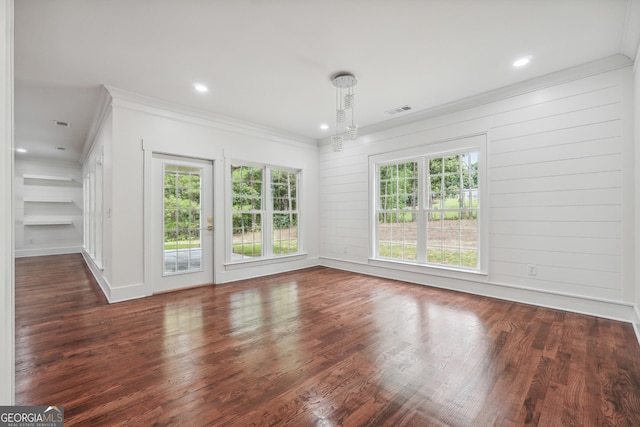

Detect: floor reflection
[372, 290, 492, 423]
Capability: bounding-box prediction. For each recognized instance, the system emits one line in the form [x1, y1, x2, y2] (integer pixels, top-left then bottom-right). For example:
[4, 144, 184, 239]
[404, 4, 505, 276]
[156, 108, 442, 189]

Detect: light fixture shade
[344, 93, 354, 110]
[331, 73, 358, 152]
[331, 135, 344, 152]
[347, 124, 358, 140]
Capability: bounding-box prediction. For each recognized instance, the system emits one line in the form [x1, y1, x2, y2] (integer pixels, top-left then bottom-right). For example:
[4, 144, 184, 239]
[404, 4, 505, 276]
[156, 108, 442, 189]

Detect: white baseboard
[81, 250, 146, 303]
[217, 256, 320, 284]
[81, 250, 112, 302]
[109, 283, 147, 303]
[15, 246, 81, 258]
[634, 306, 640, 346]
[319, 257, 636, 324]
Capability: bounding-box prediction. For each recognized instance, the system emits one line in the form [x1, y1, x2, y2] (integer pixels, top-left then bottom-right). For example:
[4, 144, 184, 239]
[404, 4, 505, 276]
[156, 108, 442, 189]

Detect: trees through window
[376, 150, 480, 271]
[231, 163, 300, 261]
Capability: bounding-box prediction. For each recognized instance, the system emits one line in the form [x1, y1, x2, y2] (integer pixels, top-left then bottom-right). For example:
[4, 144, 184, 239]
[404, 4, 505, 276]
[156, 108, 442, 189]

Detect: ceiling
[13, 0, 640, 162]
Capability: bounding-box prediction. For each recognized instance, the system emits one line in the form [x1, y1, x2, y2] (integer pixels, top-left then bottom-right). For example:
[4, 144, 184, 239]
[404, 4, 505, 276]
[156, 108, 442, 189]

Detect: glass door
[151, 154, 213, 293]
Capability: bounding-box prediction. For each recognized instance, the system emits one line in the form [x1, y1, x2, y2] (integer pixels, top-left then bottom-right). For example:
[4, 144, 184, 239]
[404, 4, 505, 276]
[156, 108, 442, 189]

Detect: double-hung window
[372, 135, 485, 272]
[230, 162, 300, 262]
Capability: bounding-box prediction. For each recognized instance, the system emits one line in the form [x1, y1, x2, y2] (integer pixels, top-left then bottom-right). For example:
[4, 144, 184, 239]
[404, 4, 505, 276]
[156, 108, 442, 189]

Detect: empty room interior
[3, 0, 640, 425]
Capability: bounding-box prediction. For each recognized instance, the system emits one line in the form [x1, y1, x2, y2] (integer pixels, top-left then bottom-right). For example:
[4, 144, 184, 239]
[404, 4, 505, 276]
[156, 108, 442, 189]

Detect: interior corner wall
[634, 59, 640, 334]
[96, 101, 319, 302]
[320, 64, 635, 322]
[0, 0, 13, 406]
[82, 108, 112, 299]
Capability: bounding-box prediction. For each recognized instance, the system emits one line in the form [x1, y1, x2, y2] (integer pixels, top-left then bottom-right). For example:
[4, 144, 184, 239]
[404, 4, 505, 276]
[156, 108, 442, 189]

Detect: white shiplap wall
[319, 64, 634, 319]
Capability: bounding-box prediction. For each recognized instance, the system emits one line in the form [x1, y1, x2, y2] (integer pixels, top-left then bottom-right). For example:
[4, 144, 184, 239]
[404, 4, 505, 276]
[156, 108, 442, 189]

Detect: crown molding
[103, 86, 317, 150]
[320, 54, 633, 147]
[80, 85, 112, 164]
[622, 0, 640, 60]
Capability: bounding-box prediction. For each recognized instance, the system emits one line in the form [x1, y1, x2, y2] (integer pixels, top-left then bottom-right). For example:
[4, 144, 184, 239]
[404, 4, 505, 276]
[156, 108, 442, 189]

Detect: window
[373, 135, 484, 272]
[163, 164, 202, 274]
[83, 154, 103, 268]
[230, 162, 300, 262]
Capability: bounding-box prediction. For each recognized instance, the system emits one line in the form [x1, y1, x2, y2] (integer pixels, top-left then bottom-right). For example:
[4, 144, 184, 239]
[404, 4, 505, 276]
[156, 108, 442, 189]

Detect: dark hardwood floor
[15, 254, 640, 426]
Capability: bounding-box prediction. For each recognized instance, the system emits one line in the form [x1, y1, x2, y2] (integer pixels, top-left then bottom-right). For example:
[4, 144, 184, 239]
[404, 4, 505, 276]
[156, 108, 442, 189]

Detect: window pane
[377, 210, 417, 261]
[163, 165, 202, 275]
[273, 213, 298, 255]
[376, 149, 480, 271]
[232, 213, 262, 259]
[231, 165, 264, 260]
[231, 165, 301, 261]
[271, 169, 299, 256]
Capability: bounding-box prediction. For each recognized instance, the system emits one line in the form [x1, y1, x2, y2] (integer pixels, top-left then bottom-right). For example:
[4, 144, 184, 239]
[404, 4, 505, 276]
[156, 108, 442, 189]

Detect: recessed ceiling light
[320, 123, 329, 130]
[513, 56, 532, 68]
[16, 148, 27, 153]
[193, 83, 208, 93]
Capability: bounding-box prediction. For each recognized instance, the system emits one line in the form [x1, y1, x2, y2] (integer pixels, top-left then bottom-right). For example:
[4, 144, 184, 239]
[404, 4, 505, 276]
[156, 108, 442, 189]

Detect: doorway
[150, 154, 214, 293]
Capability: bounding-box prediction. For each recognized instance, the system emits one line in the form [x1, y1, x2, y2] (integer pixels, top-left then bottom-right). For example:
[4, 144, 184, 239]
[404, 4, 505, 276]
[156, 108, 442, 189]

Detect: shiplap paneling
[489, 187, 623, 207]
[490, 171, 622, 194]
[319, 65, 632, 307]
[492, 234, 620, 255]
[490, 154, 621, 181]
[490, 206, 621, 222]
[491, 138, 621, 167]
[491, 221, 621, 239]
[490, 266, 622, 301]
[490, 120, 620, 154]
[490, 247, 620, 273]
[490, 103, 620, 141]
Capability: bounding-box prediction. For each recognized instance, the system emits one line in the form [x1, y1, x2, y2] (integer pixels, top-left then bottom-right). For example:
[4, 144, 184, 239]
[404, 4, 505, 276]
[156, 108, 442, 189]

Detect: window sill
[225, 253, 308, 270]
[368, 258, 488, 281]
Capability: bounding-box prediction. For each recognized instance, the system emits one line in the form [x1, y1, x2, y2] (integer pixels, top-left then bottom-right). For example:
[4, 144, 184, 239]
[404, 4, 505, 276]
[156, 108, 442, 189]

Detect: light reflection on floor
[372, 290, 491, 423]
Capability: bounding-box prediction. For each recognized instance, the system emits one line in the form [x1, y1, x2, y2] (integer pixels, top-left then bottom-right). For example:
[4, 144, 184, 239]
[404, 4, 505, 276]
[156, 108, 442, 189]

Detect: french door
[151, 154, 214, 293]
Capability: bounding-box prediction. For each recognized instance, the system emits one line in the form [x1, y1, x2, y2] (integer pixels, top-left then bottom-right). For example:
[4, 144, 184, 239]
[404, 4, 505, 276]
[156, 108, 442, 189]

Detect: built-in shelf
[24, 216, 74, 226]
[23, 174, 75, 182]
[24, 198, 74, 204]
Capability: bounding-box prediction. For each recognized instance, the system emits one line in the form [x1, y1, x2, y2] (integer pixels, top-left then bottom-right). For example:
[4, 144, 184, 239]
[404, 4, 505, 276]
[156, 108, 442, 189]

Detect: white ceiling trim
[80, 86, 112, 164]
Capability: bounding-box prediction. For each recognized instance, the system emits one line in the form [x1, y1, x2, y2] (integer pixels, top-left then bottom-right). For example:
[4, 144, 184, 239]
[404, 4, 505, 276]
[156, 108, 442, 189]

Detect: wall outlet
[527, 264, 537, 276]
[343, 246, 348, 254]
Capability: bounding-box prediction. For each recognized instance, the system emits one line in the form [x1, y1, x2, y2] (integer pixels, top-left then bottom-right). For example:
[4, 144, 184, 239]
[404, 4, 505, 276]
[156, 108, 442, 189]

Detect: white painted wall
[0, 0, 13, 406]
[635, 53, 640, 335]
[14, 158, 83, 257]
[83, 89, 319, 302]
[81, 106, 112, 297]
[320, 60, 636, 321]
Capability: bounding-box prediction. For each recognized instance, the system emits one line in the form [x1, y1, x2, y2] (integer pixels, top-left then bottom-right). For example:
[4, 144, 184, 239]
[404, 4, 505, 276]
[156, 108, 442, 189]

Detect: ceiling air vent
[385, 105, 412, 115]
[53, 120, 70, 127]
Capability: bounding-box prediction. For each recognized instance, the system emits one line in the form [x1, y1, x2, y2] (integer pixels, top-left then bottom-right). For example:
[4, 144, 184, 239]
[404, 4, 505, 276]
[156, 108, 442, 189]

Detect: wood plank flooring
[15, 254, 640, 426]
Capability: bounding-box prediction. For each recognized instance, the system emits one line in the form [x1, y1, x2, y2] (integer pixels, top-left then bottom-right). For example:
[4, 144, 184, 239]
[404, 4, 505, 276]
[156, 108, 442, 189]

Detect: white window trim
[83, 153, 104, 269]
[225, 158, 303, 265]
[368, 133, 488, 275]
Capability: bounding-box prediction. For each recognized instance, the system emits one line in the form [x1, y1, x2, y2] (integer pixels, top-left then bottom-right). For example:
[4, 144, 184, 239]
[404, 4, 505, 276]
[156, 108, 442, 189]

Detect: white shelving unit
[24, 197, 74, 204]
[22, 173, 79, 227]
[23, 173, 75, 182]
[15, 159, 84, 257]
[23, 216, 74, 226]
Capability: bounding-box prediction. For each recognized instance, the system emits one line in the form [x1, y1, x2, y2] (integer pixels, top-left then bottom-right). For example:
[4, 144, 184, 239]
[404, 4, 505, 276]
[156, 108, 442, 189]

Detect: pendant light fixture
[331, 73, 358, 152]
